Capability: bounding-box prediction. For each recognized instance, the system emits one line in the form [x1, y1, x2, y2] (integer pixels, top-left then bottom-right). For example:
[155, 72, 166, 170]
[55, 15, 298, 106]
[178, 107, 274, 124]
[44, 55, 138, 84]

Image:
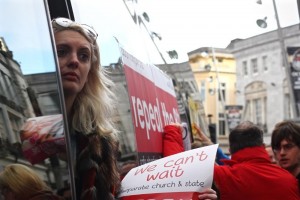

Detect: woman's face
[55, 30, 92, 97]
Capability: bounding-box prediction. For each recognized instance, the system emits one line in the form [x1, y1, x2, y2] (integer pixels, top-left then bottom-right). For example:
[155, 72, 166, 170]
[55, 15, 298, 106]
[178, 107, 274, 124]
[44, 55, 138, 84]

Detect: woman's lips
[62, 72, 79, 81]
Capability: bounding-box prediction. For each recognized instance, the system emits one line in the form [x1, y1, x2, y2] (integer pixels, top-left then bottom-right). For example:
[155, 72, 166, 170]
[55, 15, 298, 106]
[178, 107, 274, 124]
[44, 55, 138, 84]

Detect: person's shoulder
[214, 163, 232, 175]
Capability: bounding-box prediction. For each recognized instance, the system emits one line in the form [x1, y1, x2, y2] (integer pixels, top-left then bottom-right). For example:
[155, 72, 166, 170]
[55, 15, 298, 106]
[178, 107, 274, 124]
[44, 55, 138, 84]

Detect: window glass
[254, 98, 262, 125]
[0, 0, 70, 195]
[69, 0, 169, 161]
[262, 55, 268, 71]
[242, 61, 248, 76]
[251, 58, 258, 74]
[71, 0, 165, 66]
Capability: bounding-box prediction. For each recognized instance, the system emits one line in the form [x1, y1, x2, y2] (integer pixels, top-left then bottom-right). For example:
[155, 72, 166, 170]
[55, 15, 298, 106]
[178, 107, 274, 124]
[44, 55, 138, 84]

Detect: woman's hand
[193, 123, 213, 145]
[198, 188, 217, 200]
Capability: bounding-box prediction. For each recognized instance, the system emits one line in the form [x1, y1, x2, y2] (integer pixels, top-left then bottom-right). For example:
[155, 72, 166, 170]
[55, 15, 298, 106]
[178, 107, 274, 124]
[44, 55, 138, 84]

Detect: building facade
[0, 37, 53, 185]
[228, 24, 300, 144]
[188, 47, 237, 152]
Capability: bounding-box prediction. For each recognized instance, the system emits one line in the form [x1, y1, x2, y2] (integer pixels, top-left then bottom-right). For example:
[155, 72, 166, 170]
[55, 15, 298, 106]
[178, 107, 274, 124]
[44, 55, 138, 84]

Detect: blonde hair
[52, 19, 118, 139]
[0, 164, 49, 199]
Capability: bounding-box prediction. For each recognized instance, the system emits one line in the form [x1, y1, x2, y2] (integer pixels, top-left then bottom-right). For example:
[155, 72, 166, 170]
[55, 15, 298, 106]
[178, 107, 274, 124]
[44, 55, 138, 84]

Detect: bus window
[0, 0, 71, 196]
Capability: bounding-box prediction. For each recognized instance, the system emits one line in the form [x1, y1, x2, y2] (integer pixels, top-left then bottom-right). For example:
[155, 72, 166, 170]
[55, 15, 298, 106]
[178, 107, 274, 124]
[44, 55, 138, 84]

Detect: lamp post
[256, 0, 297, 118]
[203, 48, 229, 138]
[211, 47, 230, 137]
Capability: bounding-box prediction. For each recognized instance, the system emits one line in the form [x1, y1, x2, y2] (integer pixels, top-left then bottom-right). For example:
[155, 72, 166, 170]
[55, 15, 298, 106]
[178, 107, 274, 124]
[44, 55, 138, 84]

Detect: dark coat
[29, 190, 64, 200]
[75, 132, 120, 200]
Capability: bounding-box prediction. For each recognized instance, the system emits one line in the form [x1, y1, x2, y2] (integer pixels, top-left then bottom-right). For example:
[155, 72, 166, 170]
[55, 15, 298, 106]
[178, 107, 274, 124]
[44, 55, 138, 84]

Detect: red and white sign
[121, 48, 180, 164]
[119, 144, 218, 200]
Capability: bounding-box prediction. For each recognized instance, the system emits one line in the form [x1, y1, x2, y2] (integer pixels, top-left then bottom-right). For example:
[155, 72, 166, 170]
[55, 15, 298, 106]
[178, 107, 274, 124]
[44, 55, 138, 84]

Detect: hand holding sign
[119, 144, 218, 200]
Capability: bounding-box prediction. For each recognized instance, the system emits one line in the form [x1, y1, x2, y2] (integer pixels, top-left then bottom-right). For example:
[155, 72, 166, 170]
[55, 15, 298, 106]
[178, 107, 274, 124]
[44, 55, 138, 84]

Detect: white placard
[119, 144, 218, 197]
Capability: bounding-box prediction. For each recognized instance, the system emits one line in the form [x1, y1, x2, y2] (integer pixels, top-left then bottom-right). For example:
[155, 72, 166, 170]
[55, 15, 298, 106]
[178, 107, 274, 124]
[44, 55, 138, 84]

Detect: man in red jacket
[214, 121, 299, 200]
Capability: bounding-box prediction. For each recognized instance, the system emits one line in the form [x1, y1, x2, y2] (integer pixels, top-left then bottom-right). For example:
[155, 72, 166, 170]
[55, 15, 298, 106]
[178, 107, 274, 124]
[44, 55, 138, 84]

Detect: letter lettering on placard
[149, 103, 156, 131]
[155, 98, 163, 132]
[146, 165, 184, 181]
[134, 164, 157, 175]
[137, 98, 145, 129]
[131, 96, 138, 127]
[142, 100, 151, 139]
[131, 95, 179, 140]
[197, 151, 208, 161]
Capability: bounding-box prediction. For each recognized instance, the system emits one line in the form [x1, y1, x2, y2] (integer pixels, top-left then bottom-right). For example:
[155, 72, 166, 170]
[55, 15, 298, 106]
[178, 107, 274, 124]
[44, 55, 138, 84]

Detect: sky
[0, 0, 299, 74]
[137, 0, 299, 60]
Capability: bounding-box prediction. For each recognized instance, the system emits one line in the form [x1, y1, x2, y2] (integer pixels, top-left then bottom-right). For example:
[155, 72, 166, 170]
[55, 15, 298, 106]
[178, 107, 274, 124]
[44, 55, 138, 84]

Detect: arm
[216, 147, 230, 165]
[163, 123, 184, 157]
[192, 123, 213, 145]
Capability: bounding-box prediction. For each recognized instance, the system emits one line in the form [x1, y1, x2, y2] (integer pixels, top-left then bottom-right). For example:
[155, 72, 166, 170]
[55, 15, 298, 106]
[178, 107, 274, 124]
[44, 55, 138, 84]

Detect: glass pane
[0, 0, 71, 198]
[70, 0, 156, 162]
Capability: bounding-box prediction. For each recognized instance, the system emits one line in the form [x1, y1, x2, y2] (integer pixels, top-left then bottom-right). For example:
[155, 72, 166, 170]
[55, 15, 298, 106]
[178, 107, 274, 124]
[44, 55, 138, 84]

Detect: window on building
[0, 72, 6, 97]
[218, 82, 226, 102]
[254, 98, 262, 125]
[0, 0, 69, 190]
[244, 100, 251, 121]
[8, 112, 22, 143]
[0, 110, 6, 139]
[3, 75, 14, 101]
[242, 61, 248, 76]
[251, 58, 258, 74]
[219, 113, 225, 136]
[200, 80, 205, 101]
[262, 56, 268, 71]
[245, 82, 267, 132]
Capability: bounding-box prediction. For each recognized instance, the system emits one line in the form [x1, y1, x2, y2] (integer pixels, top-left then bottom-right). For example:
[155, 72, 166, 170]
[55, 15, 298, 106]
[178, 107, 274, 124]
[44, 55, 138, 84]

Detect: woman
[52, 18, 120, 200]
[0, 164, 62, 200]
[51, 17, 217, 200]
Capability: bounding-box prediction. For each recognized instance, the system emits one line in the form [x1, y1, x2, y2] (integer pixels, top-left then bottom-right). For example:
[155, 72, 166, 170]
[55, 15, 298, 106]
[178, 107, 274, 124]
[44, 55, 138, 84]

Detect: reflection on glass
[70, 0, 163, 164]
[0, 0, 70, 198]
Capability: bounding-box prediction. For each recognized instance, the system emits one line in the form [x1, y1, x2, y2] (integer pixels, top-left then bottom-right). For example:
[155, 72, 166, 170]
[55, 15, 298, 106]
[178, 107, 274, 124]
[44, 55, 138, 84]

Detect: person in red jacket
[214, 121, 299, 200]
[162, 123, 218, 200]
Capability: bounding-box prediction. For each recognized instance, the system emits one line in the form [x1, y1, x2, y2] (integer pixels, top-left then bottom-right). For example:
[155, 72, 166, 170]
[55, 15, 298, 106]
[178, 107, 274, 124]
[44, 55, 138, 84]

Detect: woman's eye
[79, 53, 90, 62]
[57, 48, 67, 57]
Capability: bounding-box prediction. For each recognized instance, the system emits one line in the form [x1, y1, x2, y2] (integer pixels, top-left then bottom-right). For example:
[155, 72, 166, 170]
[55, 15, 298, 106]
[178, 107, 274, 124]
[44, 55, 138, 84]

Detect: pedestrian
[265, 144, 277, 164]
[0, 164, 63, 200]
[163, 123, 218, 200]
[214, 121, 299, 200]
[52, 17, 120, 200]
[271, 120, 300, 188]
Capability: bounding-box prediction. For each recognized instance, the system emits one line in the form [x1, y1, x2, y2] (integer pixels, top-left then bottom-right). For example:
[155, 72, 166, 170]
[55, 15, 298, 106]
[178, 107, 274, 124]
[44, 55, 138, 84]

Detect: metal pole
[212, 47, 230, 136]
[272, 0, 298, 118]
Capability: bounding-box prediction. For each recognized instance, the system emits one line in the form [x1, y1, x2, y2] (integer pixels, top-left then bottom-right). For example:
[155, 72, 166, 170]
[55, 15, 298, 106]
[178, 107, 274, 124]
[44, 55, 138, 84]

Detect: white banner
[119, 144, 218, 198]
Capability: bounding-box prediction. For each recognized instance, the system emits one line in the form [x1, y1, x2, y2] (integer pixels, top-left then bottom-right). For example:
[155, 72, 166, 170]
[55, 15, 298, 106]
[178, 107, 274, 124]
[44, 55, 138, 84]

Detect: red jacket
[214, 146, 300, 200]
[163, 125, 184, 157]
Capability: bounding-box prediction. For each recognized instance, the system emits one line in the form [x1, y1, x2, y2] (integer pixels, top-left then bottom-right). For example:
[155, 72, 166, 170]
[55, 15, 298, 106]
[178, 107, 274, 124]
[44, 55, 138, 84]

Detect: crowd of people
[2, 17, 299, 200]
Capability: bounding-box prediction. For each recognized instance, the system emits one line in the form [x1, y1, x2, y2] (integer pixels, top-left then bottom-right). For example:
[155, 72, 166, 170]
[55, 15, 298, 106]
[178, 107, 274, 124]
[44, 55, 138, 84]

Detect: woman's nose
[67, 52, 79, 68]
